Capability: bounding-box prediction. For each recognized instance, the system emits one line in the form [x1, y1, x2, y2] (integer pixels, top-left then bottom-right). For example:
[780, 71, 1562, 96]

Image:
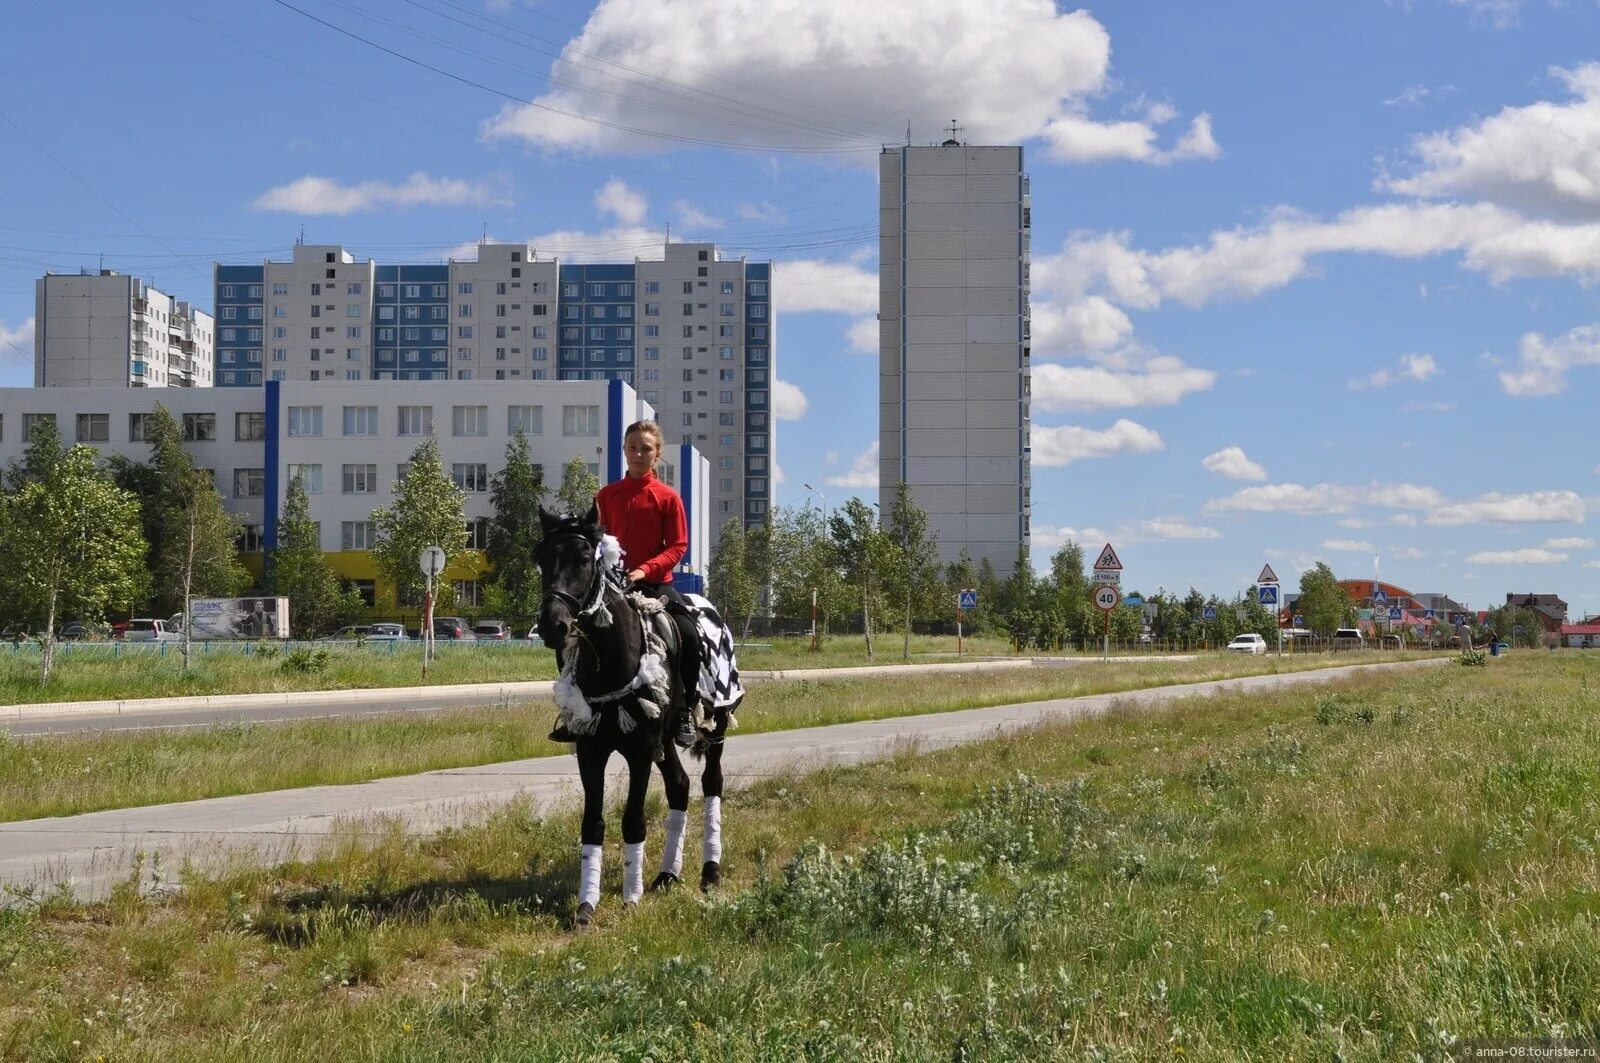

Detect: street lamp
[802, 482, 827, 526]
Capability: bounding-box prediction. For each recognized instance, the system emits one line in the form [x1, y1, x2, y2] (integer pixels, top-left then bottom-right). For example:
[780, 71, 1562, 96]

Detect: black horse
[536, 506, 729, 930]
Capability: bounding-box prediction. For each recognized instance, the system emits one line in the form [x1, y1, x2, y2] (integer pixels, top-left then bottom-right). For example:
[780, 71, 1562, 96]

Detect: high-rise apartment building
[213, 241, 771, 529]
[34, 270, 213, 388]
[879, 142, 1030, 573]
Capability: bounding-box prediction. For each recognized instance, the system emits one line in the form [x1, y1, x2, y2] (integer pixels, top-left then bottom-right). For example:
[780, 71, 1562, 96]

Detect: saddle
[633, 592, 744, 727]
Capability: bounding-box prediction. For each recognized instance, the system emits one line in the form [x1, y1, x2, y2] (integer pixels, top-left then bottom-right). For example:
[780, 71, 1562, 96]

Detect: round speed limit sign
[1093, 584, 1121, 612]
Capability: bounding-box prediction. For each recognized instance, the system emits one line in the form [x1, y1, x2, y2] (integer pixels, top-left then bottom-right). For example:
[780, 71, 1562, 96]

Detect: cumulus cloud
[671, 199, 721, 231]
[251, 173, 509, 215]
[1323, 538, 1377, 553]
[1391, 546, 1428, 560]
[1497, 324, 1600, 396]
[1032, 419, 1163, 467]
[847, 317, 879, 354]
[481, 0, 1217, 164]
[1385, 63, 1600, 217]
[825, 440, 878, 488]
[1352, 352, 1439, 389]
[1468, 548, 1569, 564]
[0, 317, 35, 362]
[1206, 481, 1446, 515]
[771, 379, 808, 421]
[1135, 519, 1222, 541]
[774, 257, 877, 315]
[1031, 295, 1133, 356]
[1031, 357, 1215, 411]
[1201, 446, 1267, 482]
[1033, 524, 1107, 549]
[1544, 536, 1595, 549]
[1427, 490, 1586, 525]
[595, 179, 647, 225]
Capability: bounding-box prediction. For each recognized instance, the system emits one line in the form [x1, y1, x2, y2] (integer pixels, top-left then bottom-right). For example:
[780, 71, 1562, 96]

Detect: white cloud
[1497, 324, 1600, 396]
[1032, 419, 1163, 467]
[1337, 517, 1372, 529]
[1201, 446, 1267, 482]
[1391, 546, 1428, 560]
[671, 199, 721, 231]
[1427, 490, 1586, 525]
[251, 173, 508, 215]
[1445, 0, 1528, 28]
[772, 379, 808, 421]
[1384, 84, 1454, 108]
[1353, 352, 1439, 389]
[846, 317, 878, 354]
[1031, 295, 1133, 356]
[1468, 548, 1569, 564]
[1385, 63, 1600, 217]
[771, 460, 786, 486]
[595, 179, 648, 225]
[0, 317, 35, 362]
[1136, 519, 1222, 541]
[773, 258, 877, 315]
[1323, 538, 1377, 553]
[825, 440, 878, 488]
[481, 0, 1217, 164]
[445, 225, 664, 264]
[1584, 560, 1600, 569]
[1206, 481, 1446, 515]
[1545, 536, 1595, 549]
[1033, 525, 1107, 549]
[1031, 358, 1215, 411]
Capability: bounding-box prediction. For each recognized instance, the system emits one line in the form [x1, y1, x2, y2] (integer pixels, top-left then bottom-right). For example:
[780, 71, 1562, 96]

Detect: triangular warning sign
[1257, 563, 1279, 584]
[1093, 543, 1123, 571]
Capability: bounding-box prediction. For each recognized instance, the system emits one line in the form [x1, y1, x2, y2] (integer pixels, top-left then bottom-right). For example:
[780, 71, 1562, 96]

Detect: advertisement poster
[188, 597, 290, 640]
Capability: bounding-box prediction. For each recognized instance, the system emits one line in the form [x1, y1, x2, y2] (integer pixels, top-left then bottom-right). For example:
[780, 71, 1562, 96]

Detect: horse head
[536, 504, 603, 648]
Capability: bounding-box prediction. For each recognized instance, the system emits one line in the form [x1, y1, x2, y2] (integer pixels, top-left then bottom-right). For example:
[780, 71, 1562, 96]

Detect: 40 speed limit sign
[1092, 584, 1121, 612]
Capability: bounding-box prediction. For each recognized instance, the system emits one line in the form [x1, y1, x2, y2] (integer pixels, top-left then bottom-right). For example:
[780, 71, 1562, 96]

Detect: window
[532, 346, 549, 361]
[562, 405, 600, 436]
[378, 284, 395, 299]
[749, 281, 767, 297]
[341, 463, 378, 494]
[233, 468, 265, 498]
[182, 413, 216, 442]
[644, 302, 660, 317]
[404, 284, 420, 298]
[378, 306, 395, 321]
[432, 306, 447, 320]
[749, 347, 768, 363]
[453, 578, 483, 607]
[590, 283, 605, 296]
[75, 413, 109, 443]
[310, 306, 322, 319]
[532, 304, 548, 316]
[682, 368, 695, 382]
[682, 325, 694, 338]
[719, 434, 734, 447]
[235, 411, 265, 441]
[719, 390, 734, 404]
[563, 283, 580, 298]
[458, 282, 473, 295]
[720, 303, 734, 316]
[346, 304, 362, 318]
[221, 307, 237, 320]
[508, 405, 543, 435]
[335, 406, 375, 438]
[289, 463, 322, 494]
[341, 521, 376, 550]
[683, 282, 693, 294]
[720, 281, 735, 294]
[273, 306, 287, 318]
[237, 525, 265, 552]
[682, 413, 694, 426]
[286, 406, 322, 437]
[397, 405, 433, 436]
[221, 328, 238, 342]
[403, 306, 419, 320]
[465, 519, 489, 550]
[271, 283, 288, 296]
[452, 463, 489, 492]
[644, 281, 659, 294]
[433, 284, 446, 298]
[750, 304, 767, 319]
[347, 282, 363, 295]
[452, 405, 488, 436]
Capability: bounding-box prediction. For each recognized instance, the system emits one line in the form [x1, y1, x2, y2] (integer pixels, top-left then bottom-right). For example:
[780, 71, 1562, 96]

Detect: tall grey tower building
[879, 140, 1030, 573]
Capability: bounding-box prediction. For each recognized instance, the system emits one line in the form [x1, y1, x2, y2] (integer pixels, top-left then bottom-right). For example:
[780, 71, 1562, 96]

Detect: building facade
[0, 379, 711, 611]
[34, 271, 213, 388]
[212, 241, 770, 530]
[879, 142, 1030, 573]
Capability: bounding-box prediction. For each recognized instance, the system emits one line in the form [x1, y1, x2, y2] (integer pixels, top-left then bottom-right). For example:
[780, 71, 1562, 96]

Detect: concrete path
[0, 657, 1446, 903]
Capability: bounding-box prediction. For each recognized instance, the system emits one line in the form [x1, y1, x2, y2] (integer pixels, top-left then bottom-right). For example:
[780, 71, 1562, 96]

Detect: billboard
[188, 597, 290, 640]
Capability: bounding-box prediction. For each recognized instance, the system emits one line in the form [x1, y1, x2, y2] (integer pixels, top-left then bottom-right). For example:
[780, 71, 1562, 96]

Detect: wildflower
[403, 1024, 414, 1034]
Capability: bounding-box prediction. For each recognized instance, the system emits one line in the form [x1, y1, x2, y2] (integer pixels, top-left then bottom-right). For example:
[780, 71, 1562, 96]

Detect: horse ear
[584, 503, 600, 528]
[537, 506, 553, 533]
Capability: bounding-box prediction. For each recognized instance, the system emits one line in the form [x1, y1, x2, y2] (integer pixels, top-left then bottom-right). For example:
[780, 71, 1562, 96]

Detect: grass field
[1, 651, 1424, 822]
[3, 654, 1594, 1059]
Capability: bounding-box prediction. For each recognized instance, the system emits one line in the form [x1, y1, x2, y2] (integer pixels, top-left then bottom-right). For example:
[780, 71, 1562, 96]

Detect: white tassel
[552, 673, 597, 733]
[617, 707, 637, 734]
[635, 651, 668, 690]
[579, 843, 602, 908]
[622, 841, 645, 905]
[703, 796, 722, 866]
[661, 809, 687, 877]
[599, 534, 623, 572]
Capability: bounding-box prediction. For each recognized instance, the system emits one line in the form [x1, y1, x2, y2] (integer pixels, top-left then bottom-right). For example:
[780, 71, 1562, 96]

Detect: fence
[2, 638, 547, 659]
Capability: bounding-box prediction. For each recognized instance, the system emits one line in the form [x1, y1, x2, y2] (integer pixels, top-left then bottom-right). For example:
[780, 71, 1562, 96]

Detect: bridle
[540, 531, 619, 626]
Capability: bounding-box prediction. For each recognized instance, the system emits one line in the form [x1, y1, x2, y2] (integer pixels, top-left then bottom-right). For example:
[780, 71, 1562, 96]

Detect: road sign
[1093, 585, 1121, 612]
[1092, 570, 1121, 587]
[1093, 543, 1123, 571]
[1372, 588, 1389, 605]
[1413, 626, 1425, 638]
[958, 589, 978, 610]
[1257, 563, 1279, 585]
[418, 545, 446, 578]
[1258, 585, 1279, 606]
[1203, 606, 1218, 621]
[1424, 609, 1435, 620]
[1294, 614, 1305, 627]
[1389, 607, 1403, 621]
[1124, 594, 1144, 607]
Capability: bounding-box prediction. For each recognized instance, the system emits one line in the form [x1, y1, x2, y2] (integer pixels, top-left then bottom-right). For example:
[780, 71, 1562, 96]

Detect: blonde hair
[623, 420, 665, 469]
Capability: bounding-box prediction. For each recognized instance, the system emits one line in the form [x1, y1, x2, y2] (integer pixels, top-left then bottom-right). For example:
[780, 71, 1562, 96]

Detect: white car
[1227, 633, 1267, 655]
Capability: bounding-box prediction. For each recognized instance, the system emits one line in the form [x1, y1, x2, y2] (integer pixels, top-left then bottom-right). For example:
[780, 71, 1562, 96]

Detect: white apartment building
[447, 243, 559, 381]
[879, 142, 1030, 572]
[34, 270, 213, 388]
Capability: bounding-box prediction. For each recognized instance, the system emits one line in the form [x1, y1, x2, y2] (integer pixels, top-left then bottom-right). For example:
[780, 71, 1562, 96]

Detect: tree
[0, 446, 147, 684]
[268, 471, 343, 637]
[883, 483, 943, 659]
[1297, 562, 1354, 636]
[709, 519, 758, 628]
[4, 416, 65, 492]
[486, 429, 546, 628]
[370, 437, 468, 613]
[769, 504, 846, 637]
[162, 465, 249, 668]
[829, 498, 892, 659]
[555, 456, 600, 517]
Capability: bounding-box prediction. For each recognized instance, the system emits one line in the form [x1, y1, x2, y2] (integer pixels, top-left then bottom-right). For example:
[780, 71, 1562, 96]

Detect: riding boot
[549, 721, 577, 743]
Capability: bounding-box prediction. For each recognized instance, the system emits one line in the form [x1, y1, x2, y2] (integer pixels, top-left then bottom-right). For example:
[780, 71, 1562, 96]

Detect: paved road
[0, 657, 1445, 903]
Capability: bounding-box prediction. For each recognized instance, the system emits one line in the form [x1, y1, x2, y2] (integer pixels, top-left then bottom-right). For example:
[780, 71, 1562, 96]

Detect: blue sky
[3, 0, 1599, 618]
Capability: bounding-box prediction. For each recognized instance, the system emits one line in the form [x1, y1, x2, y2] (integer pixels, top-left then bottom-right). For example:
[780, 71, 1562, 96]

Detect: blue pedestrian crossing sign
[1372, 588, 1389, 605]
[1258, 585, 1279, 606]
[1389, 607, 1403, 620]
[1294, 614, 1305, 627]
[958, 589, 978, 610]
[1203, 606, 1217, 620]
[1424, 609, 1435, 620]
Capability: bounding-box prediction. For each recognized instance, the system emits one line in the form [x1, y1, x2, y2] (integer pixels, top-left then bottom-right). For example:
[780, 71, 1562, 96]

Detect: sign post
[419, 545, 446, 679]
[1092, 544, 1124, 660]
[810, 587, 819, 654]
[957, 588, 977, 657]
[1257, 563, 1281, 656]
[1093, 584, 1120, 660]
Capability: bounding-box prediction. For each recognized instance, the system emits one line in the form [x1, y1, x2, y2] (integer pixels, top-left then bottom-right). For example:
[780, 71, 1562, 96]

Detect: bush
[281, 648, 331, 675]
[1457, 650, 1487, 667]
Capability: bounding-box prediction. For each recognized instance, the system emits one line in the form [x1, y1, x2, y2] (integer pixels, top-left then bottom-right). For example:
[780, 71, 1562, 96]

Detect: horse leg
[700, 731, 726, 892]
[619, 742, 654, 908]
[574, 740, 609, 930]
[650, 739, 693, 892]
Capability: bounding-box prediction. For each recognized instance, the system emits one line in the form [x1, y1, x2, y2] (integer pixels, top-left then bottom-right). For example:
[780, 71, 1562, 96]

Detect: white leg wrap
[702, 796, 723, 866]
[622, 841, 645, 904]
[579, 843, 603, 908]
[660, 809, 688, 877]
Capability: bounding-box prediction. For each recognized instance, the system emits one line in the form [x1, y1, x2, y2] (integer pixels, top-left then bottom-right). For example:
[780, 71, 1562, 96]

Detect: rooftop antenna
[297, 223, 305, 246]
[943, 118, 965, 146]
[905, 119, 912, 145]
[481, 221, 488, 245]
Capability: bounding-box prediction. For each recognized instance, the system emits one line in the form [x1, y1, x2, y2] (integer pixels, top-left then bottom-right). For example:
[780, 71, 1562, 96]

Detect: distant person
[1455, 619, 1473, 652]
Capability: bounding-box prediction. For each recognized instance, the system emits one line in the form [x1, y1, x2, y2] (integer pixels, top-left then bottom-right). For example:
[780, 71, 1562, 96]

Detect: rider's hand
[627, 568, 646, 584]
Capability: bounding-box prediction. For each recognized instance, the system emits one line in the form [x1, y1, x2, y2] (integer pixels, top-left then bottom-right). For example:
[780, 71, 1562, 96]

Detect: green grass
[0, 651, 1426, 823]
[1, 654, 1594, 1059]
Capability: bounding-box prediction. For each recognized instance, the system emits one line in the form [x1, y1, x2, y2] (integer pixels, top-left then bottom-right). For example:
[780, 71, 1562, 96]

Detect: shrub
[281, 648, 331, 675]
[1457, 650, 1487, 667]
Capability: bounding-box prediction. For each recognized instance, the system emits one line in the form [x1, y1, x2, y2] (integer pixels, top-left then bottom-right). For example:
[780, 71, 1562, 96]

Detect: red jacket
[595, 472, 687, 585]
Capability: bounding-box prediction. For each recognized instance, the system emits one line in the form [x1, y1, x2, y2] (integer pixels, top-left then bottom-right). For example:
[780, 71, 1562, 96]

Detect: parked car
[318, 625, 372, 642]
[123, 618, 181, 642]
[1332, 627, 1365, 650]
[432, 616, 473, 640]
[365, 623, 410, 641]
[1, 623, 29, 642]
[1227, 633, 1268, 655]
[472, 620, 510, 641]
[525, 627, 545, 646]
[59, 620, 111, 642]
